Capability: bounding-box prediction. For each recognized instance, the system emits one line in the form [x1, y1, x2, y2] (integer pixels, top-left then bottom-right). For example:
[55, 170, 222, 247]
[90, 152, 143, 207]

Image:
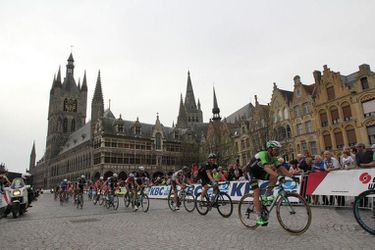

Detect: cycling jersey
[198, 162, 218, 186]
[246, 151, 279, 189]
[135, 172, 147, 185]
[171, 170, 185, 182]
[60, 181, 68, 192]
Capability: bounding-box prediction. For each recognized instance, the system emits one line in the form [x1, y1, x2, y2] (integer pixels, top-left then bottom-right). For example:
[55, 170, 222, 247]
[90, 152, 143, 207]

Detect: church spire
[56, 66, 62, 84]
[184, 71, 197, 111]
[91, 70, 104, 122]
[29, 141, 36, 170]
[81, 70, 88, 92]
[212, 87, 221, 121]
[176, 93, 188, 128]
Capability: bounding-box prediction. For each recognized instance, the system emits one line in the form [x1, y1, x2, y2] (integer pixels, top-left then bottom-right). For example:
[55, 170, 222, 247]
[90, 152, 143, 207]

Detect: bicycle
[93, 190, 101, 205]
[353, 189, 375, 235]
[168, 185, 195, 212]
[59, 190, 68, 206]
[76, 192, 84, 209]
[105, 191, 119, 210]
[124, 189, 133, 208]
[194, 182, 233, 217]
[130, 188, 149, 212]
[238, 176, 311, 235]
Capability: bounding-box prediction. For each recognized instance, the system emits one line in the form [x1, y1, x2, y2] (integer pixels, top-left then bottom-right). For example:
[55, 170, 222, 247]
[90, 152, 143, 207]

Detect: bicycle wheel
[216, 192, 233, 218]
[113, 195, 119, 210]
[93, 194, 100, 205]
[167, 192, 177, 211]
[238, 193, 260, 229]
[140, 194, 149, 213]
[183, 192, 195, 212]
[60, 193, 64, 206]
[99, 195, 105, 206]
[124, 193, 131, 208]
[80, 194, 84, 209]
[353, 189, 375, 235]
[276, 192, 312, 235]
[195, 193, 209, 216]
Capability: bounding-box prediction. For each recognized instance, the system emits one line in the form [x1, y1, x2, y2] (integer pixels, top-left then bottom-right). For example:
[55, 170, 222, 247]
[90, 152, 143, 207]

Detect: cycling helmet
[208, 153, 217, 159]
[182, 166, 190, 173]
[81, 175, 85, 179]
[113, 173, 118, 178]
[99, 176, 104, 180]
[63, 178, 67, 182]
[129, 173, 135, 178]
[138, 166, 145, 171]
[266, 140, 282, 149]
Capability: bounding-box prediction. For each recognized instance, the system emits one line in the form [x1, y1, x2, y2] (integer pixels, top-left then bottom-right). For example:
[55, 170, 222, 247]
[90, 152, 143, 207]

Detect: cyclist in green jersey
[245, 140, 298, 225]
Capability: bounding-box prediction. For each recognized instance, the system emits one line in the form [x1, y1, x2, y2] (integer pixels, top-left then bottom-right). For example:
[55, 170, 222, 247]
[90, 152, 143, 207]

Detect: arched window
[345, 125, 357, 146]
[71, 119, 76, 131]
[342, 103, 352, 121]
[330, 106, 340, 125]
[63, 118, 68, 133]
[286, 125, 292, 138]
[155, 133, 162, 150]
[323, 131, 332, 150]
[333, 129, 344, 149]
[320, 111, 328, 127]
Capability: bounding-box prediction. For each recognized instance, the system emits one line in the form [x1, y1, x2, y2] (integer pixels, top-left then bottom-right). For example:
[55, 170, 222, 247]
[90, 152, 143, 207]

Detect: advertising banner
[147, 176, 302, 201]
[306, 169, 375, 196]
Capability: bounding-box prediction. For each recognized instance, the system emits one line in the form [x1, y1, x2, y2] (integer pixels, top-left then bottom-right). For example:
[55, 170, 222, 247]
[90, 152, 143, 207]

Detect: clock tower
[46, 53, 88, 159]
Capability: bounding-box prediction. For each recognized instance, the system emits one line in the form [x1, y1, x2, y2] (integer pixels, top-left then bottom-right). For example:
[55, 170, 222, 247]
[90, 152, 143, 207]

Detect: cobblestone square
[0, 194, 374, 250]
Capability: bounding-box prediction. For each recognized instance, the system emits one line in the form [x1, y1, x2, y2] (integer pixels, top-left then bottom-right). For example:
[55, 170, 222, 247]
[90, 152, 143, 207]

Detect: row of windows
[322, 127, 357, 150]
[100, 136, 181, 152]
[296, 141, 318, 156]
[320, 103, 353, 128]
[50, 153, 91, 177]
[94, 152, 178, 166]
[326, 77, 369, 102]
[296, 121, 313, 135]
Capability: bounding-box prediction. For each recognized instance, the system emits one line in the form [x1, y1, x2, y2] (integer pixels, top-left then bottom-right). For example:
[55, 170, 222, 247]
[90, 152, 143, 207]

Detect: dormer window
[118, 125, 124, 133]
[155, 133, 162, 150]
[361, 77, 369, 90]
[135, 126, 141, 135]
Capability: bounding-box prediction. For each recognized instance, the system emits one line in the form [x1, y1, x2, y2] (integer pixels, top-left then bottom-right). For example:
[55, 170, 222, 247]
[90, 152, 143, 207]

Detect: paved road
[0, 194, 374, 250]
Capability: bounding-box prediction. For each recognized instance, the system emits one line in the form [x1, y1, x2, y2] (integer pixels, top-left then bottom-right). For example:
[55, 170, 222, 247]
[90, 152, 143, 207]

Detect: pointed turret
[81, 70, 88, 92]
[212, 87, 221, 121]
[176, 93, 188, 128]
[68, 53, 74, 62]
[184, 71, 197, 111]
[197, 99, 201, 110]
[91, 70, 104, 123]
[254, 95, 259, 106]
[63, 53, 78, 92]
[29, 141, 36, 170]
[56, 66, 62, 84]
[77, 78, 81, 90]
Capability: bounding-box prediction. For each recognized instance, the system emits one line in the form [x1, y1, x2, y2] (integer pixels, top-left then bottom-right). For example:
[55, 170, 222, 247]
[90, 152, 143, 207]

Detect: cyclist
[109, 173, 119, 195]
[95, 176, 104, 193]
[76, 175, 86, 203]
[171, 166, 192, 210]
[134, 166, 148, 211]
[60, 178, 68, 200]
[245, 140, 298, 226]
[198, 153, 219, 202]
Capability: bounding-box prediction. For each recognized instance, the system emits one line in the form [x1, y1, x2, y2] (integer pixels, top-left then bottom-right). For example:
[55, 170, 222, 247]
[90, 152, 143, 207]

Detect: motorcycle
[4, 177, 29, 218]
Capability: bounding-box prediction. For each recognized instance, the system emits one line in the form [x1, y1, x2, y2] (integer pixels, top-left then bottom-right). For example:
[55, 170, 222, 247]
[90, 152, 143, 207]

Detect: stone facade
[30, 54, 203, 189]
[313, 64, 375, 153]
[290, 76, 320, 156]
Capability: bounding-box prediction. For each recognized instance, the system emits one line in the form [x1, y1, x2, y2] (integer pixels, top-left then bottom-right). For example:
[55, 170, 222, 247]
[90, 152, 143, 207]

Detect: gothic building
[30, 54, 208, 189]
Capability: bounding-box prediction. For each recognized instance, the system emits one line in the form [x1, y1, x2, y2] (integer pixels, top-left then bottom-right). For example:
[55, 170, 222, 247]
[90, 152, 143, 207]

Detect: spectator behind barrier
[355, 143, 375, 168]
[297, 154, 310, 172]
[323, 151, 341, 172]
[311, 155, 325, 172]
[340, 149, 355, 170]
[289, 159, 303, 175]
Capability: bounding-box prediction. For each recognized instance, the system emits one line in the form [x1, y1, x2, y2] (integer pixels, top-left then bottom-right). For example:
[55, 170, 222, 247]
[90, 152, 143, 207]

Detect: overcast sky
[0, 0, 374, 173]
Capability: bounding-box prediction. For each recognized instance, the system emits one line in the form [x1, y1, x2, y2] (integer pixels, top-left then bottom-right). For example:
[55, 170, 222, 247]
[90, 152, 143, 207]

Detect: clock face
[63, 98, 77, 112]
